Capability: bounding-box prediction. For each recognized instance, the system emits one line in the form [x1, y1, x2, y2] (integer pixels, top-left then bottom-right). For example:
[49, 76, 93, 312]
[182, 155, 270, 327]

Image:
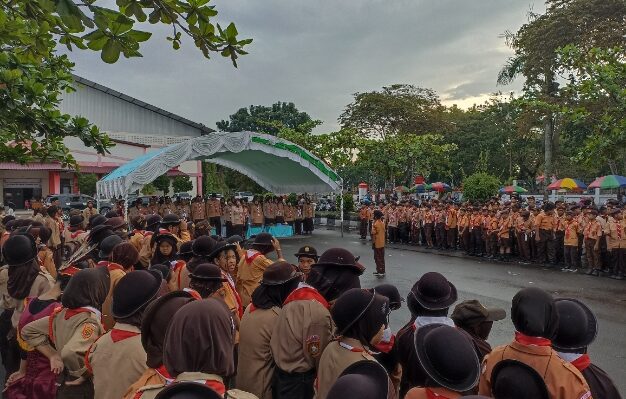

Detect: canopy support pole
[96, 184, 101, 217]
[340, 181, 344, 238]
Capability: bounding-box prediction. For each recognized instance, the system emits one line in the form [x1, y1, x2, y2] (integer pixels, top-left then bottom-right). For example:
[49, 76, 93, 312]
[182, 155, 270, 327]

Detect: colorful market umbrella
[412, 183, 429, 192]
[499, 185, 528, 194]
[588, 175, 626, 189]
[394, 185, 410, 193]
[547, 178, 587, 191]
[430, 182, 451, 192]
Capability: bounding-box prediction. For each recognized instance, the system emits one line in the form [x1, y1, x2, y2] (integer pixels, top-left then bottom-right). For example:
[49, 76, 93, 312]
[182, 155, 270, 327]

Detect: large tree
[497, 0, 626, 194]
[339, 84, 450, 140]
[217, 102, 320, 136]
[1, 0, 251, 166]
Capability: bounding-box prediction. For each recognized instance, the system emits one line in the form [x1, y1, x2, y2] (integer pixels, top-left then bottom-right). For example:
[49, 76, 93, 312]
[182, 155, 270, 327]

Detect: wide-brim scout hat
[372, 283, 404, 311]
[260, 261, 302, 285]
[251, 232, 274, 249]
[192, 235, 217, 257]
[188, 263, 227, 282]
[227, 235, 244, 245]
[410, 272, 457, 310]
[161, 214, 181, 227]
[145, 215, 162, 229]
[69, 215, 85, 228]
[414, 323, 480, 392]
[153, 233, 179, 249]
[105, 217, 126, 230]
[98, 234, 124, 259]
[511, 287, 558, 339]
[207, 240, 237, 261]
[177, 240, 195, 258]
[327, 360, 389, 399]
[552, 298, 598, 352]
[88, 214, 108, 229]
[294, 245, 318, 260]
[3, 234, 37, 265]
[451, 299, 506, 327]
[154, 381, 222, 399]
[331, 288, 381, 336]
[315, 248, 365, 274]
[112, 270, 162, 319]
[491, 360, 549, 399]
[88, 224, 114, 245]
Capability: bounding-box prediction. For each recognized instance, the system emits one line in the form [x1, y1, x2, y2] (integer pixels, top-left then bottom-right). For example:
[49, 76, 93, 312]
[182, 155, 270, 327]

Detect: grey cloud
[67, 0, 543, 133]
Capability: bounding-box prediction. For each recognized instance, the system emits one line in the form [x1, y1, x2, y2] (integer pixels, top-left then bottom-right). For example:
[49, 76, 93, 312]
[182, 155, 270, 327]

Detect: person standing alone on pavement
[371, 210, 386, 278]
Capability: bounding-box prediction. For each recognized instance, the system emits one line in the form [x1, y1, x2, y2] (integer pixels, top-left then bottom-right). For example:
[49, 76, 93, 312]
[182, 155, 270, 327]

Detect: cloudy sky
[68, 0, 544, 132]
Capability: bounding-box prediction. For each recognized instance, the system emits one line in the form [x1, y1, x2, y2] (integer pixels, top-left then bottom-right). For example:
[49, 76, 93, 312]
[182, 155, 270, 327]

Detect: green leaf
[101, 39, 122, 63]
[56, 0, 84, 31]
[225, 22, 238, 38]
[125, 29, 151, 42]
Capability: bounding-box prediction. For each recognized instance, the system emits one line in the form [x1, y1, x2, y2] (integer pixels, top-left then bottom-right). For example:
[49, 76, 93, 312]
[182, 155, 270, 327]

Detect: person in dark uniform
[451, 299, 506, 361]
[553, 298, 621, 399]
[393, 272, 458, 397]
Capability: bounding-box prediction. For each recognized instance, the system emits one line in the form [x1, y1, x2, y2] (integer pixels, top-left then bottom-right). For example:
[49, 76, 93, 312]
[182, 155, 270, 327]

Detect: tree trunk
[543, 115, 554, 201]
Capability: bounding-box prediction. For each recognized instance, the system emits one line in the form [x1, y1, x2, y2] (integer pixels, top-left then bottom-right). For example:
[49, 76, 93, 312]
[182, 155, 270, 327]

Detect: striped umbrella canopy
[499, 185, 528, 194]
[588, 175, 626, 189]
[547, 178, 587, 191]
[430, 182, 451, 192]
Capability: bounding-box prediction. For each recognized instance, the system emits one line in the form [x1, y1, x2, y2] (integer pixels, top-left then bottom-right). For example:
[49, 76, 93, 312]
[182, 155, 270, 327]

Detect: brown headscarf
[163, 298, 235, 377]
[61, 266, 110, 310]
[141, 291, 197, 369]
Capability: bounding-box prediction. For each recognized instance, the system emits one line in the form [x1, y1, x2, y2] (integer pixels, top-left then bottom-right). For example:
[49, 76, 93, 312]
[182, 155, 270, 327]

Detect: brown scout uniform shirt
[251, 204, 264, 224]
[372, 219, 386, 249]
[87, 323, 147, 399]
[232, 205, 246, 226]
[128, 206, 145, 220]
[134, 372, 257, 399]
[191, 201, 206, 221]
[38, 247, 57, 278]
[237, 306, 281, 399]
[315, 338, 380, 399]
[236, 251, 274, 308]
[159, 203, 177, 216]
[270, 287, 333, 374]
[405, 387, 462, 399]
[206, 199, 222, 218]
[0, 269, 53, 328]
[101, 263, 127, 331]
[479, 340, 592, 399]
[44, 215, 62, 249]
[82, 207, 99, 226]
[123, 368, 168, 399]
[22, 306, 104, 379]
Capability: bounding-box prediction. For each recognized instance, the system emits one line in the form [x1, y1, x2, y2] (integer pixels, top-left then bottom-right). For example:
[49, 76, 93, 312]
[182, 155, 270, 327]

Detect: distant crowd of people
[359, 196, 626, 280]
[0, 196, 621, 399]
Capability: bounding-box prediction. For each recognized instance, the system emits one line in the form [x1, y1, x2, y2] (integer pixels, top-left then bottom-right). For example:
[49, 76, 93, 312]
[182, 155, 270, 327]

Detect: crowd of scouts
[0, 198, 621, 399]
[360, 196, 626, 280]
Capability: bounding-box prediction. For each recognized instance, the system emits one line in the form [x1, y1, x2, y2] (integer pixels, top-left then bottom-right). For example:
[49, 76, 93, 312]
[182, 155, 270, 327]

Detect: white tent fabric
[97, 131, 342, 198]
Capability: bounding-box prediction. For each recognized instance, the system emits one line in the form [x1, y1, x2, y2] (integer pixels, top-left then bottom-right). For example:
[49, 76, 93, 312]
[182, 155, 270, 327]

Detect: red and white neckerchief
[558, 351, 591, 372]
[110, 328, 140, 343]
[155, 364, 174, 384]
[222, 270, 243, 317]
[283, 283, 330, 309]
[514, 331, 551, 346]
[245, 250, 262, 264]
[338, 340, 372, 354]
[70, 230, 85, 239]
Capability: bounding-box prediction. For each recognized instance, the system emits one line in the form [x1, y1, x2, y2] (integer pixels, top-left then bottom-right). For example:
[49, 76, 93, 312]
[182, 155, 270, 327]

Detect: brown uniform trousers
[237, 306, 281, 399]
[479, 341, 592, 399]
[134, 372, 257, 399]
[87, 323, 147, 399]
[270, 294, 333, 399]
[537, 229, 556, 264]
[405, 387, 462, 399]
[236, 252, 274, 308]
[585, 238, 601, 270]
[22, 307, 104, 397]
[316, 339, 394, 399]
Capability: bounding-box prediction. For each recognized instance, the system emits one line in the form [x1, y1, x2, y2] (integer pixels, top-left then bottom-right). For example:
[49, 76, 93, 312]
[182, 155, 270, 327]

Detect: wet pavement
[280, 228, 626, 393]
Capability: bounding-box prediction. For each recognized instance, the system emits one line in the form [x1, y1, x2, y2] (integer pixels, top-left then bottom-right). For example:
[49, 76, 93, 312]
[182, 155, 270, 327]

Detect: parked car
[234, 191, 255, 202]
[45, 194, 114, 219]
[174, 192, 192, 201]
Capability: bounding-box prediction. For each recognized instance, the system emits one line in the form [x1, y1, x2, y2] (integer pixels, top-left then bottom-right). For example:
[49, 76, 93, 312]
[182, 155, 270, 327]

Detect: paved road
[280, 229, 626, 394]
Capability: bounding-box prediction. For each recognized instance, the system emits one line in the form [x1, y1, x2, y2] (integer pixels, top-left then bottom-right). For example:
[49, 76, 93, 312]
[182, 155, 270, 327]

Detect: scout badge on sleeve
[306, 335, 321, 357]
[81, 323, 97, 339]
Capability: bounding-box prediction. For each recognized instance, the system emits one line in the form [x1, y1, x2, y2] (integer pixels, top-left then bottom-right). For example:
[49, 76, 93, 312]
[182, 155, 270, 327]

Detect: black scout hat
[491, 359, 549, 399]
[331, 288, 381, 336]
[260, 261, 302, 285]
[88, 214, 108, 229]
[88, 224, 114, 245]
[69, 215, 85, 228]
[410, 272, 457, 310]
[145, 215, 162, 229]
[105, 217, 126, 230]
[188, 263, 227, 282]
[112, 270, 162, 319]
[451, 299, 506, 327]
[552, 298, 597, 352]
[315, 248, 365, 273]
[414, 323, 480, 392]
[208, 240, 237, 261]
[327, 360, 389, 399]
[192, 235, 217, 257]
[3, 234, 37, 265]
[372, 283, 404, 311]
[98, 234, 123, 259]
[177, 240, 194, 261]
[252, 232, 274, 248]
[295, 245, 318, 260]
[511, 287, 558, 339]
[154, 381, 222, 399]
[161, 214, 181, 227]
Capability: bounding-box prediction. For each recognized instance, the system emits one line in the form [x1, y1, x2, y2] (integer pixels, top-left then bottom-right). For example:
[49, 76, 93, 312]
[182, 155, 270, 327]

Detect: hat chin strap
[337, 289, 377, 336]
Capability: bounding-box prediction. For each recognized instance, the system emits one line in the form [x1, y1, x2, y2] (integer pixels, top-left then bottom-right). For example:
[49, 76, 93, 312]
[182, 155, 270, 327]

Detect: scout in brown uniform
[237, 262, 302, 399]
[128, 199, 146, 221]
[176, 197, 191, 220]
[97, 235, 128, 331]
[31, 226, 57, 278]
[22, 267, 110, 398]
[133, 299, 253, 399]
[554, 205, 567, 264]
[534, 202, 557, 265]
[303, 199, 315, 235]
[159, 196, 176, 216]
[231, 199, 246, 237]
[284, 202, 295, 229]
[393, 272, 457, 397]
[446, 204, 459, 250]
[562, 211, 581, 271]
[191, 195, 206, 223]
[451, 300, 506, 362]
[271, 248, 364, 399]
[123, 291, 197, 399]
[146, 197, 160, 215]
[553, 298, 621, 399]
[138, 215, 162, 268]
[295, 245, 318, 281]
[43, 206, 63, 268]
[206, 194, 223, 234]
[478, 287, 592, 399]
[515, 210, 532, 263]
[236, 233, 283, 308]
[497, 209, 512, 261]
[250, 198, 264, 227]
[160, 214, 192, 247]
[359, 204, 370, 240]
[82, 201, 98, 228]
[316, 288, 390, 399]
[276, 198, 286, 224]
[371, 210, 386, 277]
[87, 270, 162, 399]
[469, 208, 483, 256]
[405, 324, 480, 399]
[607, 208, 626, 280]
[64, 215, 88, 250]
[583, 210, 603, 276]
